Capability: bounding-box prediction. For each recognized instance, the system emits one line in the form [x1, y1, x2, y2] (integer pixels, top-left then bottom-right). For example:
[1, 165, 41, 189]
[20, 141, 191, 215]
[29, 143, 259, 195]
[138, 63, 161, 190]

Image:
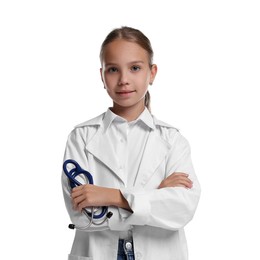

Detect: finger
[72, 192, 86, 203]
[172, 172, 189, 177]
[77, 201, 92, 212]
[180, 180, 193, 189]
[160, 176, 193, 189]
[174, 176, 193, 186]
[170, 174, 192, 184]
[71, 185, 88, 198]
[174, 184, 188, 188]
[72, 185, 84, 193]
[164, 175, 191, 184]
[72, 196, 83, 210]
[71, 189, 83, 199]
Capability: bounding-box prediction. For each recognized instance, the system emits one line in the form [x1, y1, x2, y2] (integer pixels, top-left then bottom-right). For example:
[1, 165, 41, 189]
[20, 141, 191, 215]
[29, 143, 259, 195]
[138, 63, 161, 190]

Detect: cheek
[139, 73, 151, 87]
[104, 74, 117, 86]
[142, 69, 152, 82]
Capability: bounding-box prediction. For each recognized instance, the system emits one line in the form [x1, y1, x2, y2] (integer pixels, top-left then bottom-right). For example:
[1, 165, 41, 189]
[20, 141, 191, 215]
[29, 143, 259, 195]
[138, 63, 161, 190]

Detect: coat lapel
[134, 130, 172, 187]
[85, 128, 125, 184]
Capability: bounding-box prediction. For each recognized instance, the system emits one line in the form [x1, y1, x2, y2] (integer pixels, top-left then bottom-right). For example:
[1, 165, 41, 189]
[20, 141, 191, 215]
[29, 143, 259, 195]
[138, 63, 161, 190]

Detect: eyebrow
[105, 60, 145, 66]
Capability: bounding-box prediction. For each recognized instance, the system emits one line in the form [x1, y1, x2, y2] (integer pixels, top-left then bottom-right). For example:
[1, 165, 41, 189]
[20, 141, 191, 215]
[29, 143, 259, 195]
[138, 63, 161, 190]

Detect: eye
[107, 67, 118, 73]
[131, 65, 141, 72]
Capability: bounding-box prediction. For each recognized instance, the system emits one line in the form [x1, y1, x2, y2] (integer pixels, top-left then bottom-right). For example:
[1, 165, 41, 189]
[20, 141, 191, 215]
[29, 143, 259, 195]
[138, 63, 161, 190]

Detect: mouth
[116, 90, 136, 95]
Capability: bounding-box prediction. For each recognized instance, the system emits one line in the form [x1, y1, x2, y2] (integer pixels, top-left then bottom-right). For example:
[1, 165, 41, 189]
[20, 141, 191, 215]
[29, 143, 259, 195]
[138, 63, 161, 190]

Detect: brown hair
[100, 26, 154, 112]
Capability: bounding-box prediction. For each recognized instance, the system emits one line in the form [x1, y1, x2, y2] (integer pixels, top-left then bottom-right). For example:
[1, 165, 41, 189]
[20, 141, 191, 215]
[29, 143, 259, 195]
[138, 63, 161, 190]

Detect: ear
[100, 68, 104, 83]
[150, 64, 158, 84]
[100, 68, 106, 89]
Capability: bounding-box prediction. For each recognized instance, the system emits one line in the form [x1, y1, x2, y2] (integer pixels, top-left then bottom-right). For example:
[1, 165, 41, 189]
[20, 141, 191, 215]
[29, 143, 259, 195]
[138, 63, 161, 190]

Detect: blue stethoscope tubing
[63, 159, 111, 228]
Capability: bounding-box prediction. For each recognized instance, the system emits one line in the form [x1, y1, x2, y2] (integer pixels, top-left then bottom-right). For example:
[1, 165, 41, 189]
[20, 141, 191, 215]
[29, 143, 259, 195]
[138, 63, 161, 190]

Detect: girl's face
[100, 39, 157, 114]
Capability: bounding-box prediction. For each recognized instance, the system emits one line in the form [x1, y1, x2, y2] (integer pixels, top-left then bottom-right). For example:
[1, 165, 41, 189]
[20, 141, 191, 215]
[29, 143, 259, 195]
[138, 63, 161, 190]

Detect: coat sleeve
[120, 131, 201, 231]
[62, 127, 109, 231]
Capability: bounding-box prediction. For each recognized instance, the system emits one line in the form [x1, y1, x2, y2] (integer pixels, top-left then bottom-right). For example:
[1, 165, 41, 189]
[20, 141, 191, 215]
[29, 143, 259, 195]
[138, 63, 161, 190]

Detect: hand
[71, 184, 131, 212]
[71, 184, 112, 212]
[158, 172, 193, 189]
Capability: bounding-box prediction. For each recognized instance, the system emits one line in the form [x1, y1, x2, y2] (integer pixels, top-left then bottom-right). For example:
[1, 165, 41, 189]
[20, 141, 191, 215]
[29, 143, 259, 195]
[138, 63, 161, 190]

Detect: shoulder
[67, 113, 105, 143]
[153, 116, 179, 130]
[74, 113, 105, 128]
[152, 115, 187, 145]
[153, 115, 179, 135]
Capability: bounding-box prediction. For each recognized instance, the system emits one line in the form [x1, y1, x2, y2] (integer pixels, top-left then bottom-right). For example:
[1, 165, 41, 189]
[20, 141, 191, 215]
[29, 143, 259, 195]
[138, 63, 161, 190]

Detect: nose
[118, 70, 129, 86]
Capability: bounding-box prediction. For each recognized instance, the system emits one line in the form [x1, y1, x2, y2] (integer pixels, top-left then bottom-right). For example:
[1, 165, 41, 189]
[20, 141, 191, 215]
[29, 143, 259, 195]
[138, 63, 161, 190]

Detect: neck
[111, 102, 145, 122]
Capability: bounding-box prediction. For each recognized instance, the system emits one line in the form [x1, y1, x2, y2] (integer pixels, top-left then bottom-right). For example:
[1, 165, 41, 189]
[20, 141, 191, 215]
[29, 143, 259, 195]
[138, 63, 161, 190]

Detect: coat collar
[75, 108, 175, 130]
[103, 107, 155, 132]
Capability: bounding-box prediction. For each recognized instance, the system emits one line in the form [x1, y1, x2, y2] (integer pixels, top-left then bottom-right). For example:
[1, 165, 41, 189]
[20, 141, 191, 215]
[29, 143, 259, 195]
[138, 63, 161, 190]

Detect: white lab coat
[62, 112, 201, 260]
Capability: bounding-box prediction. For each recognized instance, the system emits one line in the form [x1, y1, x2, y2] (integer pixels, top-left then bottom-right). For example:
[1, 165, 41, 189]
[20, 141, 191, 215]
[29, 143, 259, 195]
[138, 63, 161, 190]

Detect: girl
[62, 26, 200, 260]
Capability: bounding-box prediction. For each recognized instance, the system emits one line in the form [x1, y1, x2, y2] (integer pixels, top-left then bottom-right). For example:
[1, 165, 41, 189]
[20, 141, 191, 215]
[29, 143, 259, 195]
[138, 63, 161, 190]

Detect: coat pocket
[68, 254, 93, 260]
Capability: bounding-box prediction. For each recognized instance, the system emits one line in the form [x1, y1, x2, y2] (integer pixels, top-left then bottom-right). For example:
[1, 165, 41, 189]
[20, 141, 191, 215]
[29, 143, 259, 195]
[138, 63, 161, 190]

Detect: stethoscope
[63, 159, 113, 230]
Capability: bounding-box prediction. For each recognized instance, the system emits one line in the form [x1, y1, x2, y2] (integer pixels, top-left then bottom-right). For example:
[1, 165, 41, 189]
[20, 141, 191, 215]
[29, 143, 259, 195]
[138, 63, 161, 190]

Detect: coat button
[125, 241, 132, 250]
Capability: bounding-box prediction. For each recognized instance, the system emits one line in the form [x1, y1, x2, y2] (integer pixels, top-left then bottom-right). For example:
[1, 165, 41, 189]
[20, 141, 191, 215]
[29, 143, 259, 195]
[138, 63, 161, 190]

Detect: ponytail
[145, 91, 151, 112]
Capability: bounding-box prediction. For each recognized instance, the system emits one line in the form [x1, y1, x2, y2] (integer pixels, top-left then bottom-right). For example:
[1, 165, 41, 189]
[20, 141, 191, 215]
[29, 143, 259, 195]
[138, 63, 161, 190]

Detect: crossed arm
[71, 172, 193, 212]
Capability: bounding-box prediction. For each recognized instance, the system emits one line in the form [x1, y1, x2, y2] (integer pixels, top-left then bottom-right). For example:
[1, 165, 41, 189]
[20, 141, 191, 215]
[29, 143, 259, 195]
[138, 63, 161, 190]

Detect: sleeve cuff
[120, 188, 151, 226]
[108, 206, 133, 231]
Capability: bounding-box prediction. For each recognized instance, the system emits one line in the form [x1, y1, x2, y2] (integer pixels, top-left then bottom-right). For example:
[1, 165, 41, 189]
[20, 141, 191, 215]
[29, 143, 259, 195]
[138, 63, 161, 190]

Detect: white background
[0, 0, 259, 259]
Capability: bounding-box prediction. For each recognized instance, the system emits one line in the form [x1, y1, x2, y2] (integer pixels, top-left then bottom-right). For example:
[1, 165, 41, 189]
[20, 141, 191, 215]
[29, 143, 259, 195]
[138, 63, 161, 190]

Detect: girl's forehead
[102, 39, 149, 62]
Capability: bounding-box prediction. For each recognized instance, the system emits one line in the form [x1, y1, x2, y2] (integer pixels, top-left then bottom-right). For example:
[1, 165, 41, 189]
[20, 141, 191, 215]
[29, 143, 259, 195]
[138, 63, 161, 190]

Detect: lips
[116, 90, 136, 94]
[116, 90, 136, 96]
